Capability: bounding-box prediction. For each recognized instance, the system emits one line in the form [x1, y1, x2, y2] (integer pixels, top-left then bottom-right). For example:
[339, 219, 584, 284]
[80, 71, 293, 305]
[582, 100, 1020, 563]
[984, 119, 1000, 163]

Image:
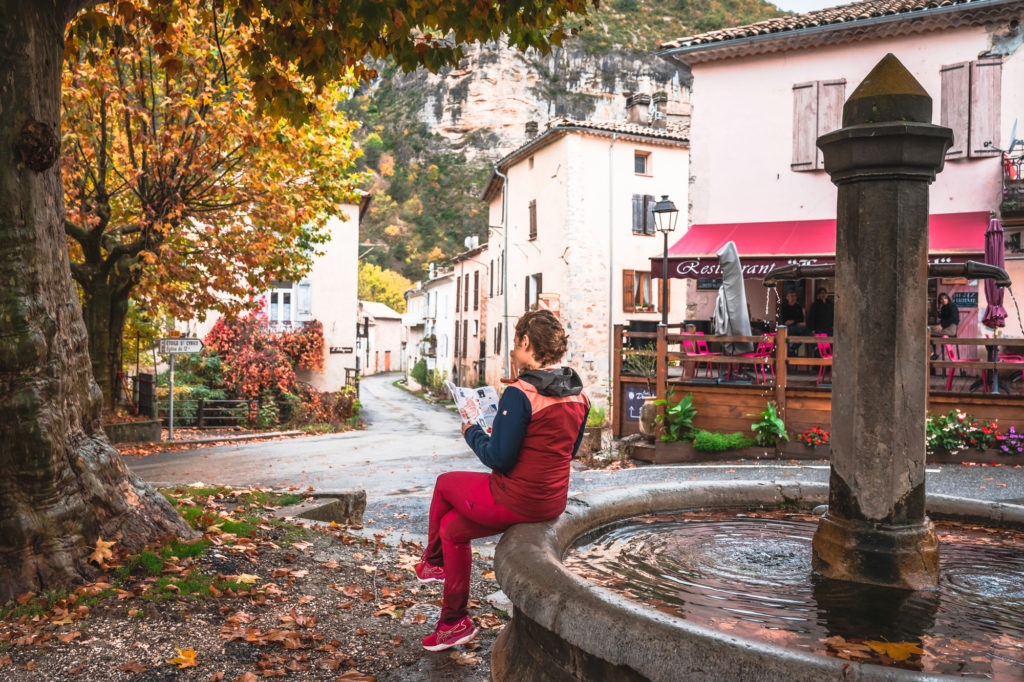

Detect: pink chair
[815, 334, 833, 386]
[694, 331, 721, 379]
[944, 342, 987, 391]
[739, 337, 775, 384]
[998, 354, 1024, 385]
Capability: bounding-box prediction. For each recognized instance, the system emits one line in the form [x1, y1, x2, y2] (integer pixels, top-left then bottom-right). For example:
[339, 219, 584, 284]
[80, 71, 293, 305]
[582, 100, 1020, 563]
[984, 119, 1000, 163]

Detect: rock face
[387, 39, 689, 158]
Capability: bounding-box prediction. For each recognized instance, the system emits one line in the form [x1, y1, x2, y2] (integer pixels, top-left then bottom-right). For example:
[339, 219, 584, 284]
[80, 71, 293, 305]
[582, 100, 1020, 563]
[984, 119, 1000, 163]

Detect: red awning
[651, 212, 989, 279]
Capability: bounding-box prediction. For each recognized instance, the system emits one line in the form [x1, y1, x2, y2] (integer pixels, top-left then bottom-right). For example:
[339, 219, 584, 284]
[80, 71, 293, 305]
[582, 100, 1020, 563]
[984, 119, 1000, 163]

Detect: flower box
[778, 442, 830, 460]
[926, 448, 1009, 465]
[651, 440, 775, 464]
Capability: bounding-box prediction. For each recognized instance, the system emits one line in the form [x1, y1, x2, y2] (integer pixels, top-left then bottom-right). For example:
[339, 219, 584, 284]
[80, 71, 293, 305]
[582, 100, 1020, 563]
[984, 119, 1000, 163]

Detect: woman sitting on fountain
[415, 310, 590, 651]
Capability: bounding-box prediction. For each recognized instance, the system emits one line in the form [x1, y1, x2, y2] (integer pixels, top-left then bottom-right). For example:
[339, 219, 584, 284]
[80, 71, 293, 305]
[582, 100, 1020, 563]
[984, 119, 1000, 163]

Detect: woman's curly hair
[515, 309, 568, 366]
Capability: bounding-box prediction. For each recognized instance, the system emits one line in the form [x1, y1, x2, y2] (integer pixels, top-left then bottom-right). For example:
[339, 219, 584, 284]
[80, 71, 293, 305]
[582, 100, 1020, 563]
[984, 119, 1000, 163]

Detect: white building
[418, 268, 457, 381]
[192, 196, 367, 391]
[480, 105, 691, 401]
[356, 300, 403, 375]
[402, 285, 427, 380]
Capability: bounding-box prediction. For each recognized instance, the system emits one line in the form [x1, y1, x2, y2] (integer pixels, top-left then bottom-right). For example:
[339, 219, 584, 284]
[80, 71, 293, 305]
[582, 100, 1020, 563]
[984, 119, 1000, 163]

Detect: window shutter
[296, 281, 312, 321]
[528, 200, 537, 240]
[622, 270, 635, 312]
[940, 62, 969, 159]
[536, 273, 542, 298]
[816, 80, 846, 168]
[524, 275, 530, 311]
[455, 321, 461, 359]
[489, 260, 494, 297]
[463, 320, 468, 358]
[473, 271, 479, 310]
[792, 81, 818, 171]
[657, 277, 670, 314]
[632, 194, 643, 234]
[455, 276, 462, 313]
[969, 58, 1002, 158]
[464, 274, 470, 312]
[644, 194, 656, 235]
[496, 322, 502, 354]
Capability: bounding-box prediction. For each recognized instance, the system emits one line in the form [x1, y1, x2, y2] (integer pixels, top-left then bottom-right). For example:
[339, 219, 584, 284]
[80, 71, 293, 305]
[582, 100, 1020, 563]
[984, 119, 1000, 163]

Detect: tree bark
[0, 0, 195, 603]
[80, 276, 131, 409]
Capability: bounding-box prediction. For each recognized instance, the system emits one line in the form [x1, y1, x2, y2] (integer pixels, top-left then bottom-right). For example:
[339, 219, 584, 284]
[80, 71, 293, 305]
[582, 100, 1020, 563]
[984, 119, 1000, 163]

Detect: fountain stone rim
[492, 480, 1024, 682]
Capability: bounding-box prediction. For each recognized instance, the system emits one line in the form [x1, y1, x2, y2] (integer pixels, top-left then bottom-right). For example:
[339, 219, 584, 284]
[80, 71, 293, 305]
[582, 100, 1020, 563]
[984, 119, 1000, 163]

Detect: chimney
[525, 121, 539, 139]
[624, 93, 651, 125]
[650, 92, 668, 129]
[428, 262, 435, 280]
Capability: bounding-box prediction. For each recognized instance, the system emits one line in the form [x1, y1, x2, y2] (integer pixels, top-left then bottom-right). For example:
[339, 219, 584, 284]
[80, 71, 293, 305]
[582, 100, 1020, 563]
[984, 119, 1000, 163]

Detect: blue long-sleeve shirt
[464, 385, 588, 474]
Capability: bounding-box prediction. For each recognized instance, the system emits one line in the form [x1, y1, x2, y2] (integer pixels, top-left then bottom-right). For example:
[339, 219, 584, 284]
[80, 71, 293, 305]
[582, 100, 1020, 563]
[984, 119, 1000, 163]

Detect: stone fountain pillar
[811, 54, 952, 590]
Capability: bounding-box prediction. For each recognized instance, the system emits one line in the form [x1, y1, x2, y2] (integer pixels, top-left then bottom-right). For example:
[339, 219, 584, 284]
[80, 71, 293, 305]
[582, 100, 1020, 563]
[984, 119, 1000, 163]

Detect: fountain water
[490, 55, 1023, 681]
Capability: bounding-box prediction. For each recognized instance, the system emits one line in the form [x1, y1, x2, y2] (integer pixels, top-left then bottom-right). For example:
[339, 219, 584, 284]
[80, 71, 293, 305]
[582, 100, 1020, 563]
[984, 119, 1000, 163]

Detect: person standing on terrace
[807, 287, 834, 336]
[414, 310, 590, 652]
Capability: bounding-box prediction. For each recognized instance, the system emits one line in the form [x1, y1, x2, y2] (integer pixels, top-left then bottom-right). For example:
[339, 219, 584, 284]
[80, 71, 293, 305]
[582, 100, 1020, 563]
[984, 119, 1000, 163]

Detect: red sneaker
[421, 616, 477, 651]
[415, 560, 445, 583]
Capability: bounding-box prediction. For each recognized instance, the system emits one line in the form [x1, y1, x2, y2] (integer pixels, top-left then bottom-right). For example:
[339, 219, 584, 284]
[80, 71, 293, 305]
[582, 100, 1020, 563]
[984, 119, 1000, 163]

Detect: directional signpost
[156, 338, 204, 440]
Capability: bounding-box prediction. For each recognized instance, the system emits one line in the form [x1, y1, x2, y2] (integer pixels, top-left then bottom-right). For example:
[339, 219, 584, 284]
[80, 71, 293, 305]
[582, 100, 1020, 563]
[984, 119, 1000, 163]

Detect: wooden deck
[612, 324, 1024, 437]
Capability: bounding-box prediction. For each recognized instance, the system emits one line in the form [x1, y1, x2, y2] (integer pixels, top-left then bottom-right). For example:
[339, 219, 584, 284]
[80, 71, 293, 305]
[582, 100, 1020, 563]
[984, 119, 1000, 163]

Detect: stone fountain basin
[491, 481, 1024, 682]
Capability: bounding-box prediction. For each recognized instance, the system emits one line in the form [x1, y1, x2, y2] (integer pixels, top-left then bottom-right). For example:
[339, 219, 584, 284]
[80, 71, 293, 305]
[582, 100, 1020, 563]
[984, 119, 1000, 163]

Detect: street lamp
[652, 195, 679, 327]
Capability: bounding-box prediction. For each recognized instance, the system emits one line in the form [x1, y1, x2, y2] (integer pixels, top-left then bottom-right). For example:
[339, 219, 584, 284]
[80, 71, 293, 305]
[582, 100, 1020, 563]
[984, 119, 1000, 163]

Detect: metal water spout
[763, 260, 1011, 288]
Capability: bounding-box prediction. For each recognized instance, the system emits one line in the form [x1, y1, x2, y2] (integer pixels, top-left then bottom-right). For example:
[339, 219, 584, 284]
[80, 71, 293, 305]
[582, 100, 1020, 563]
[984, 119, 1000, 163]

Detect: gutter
[658, 0, 1022, 66]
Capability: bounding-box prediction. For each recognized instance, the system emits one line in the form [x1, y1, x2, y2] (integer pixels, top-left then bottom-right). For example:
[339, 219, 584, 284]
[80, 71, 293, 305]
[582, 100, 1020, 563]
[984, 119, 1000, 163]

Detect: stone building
[481, 106, 690, 403]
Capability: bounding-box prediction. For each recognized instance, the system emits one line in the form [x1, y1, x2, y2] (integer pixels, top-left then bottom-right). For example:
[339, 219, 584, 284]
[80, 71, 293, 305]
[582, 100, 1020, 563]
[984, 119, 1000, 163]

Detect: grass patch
[161, 538, 212, 560]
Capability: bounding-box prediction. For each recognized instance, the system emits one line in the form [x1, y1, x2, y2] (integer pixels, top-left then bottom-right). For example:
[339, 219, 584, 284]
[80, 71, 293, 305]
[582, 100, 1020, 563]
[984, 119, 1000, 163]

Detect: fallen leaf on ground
[481, 570, 496, 580]
[322, 560, 340, 569]
[118, 663, 148, 673]
[475, 613, 503, 629]
[336, 671, 376, 681]
[166, 648, 199, 669]
[864, 641, 925, 661]
[89, 537, 115, 566]
[234, 574, 260, 584]
[449, 650, 481, 665]
[237, 673, 259, 682]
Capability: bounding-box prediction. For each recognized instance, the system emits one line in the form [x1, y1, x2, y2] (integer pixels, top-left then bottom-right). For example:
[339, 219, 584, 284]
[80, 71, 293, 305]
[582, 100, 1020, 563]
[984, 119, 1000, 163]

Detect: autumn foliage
[277, 322, 326, 372]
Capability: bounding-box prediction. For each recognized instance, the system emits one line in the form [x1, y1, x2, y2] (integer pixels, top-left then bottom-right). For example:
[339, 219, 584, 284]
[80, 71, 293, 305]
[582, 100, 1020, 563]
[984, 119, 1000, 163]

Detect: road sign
[157, 338, 204, 354]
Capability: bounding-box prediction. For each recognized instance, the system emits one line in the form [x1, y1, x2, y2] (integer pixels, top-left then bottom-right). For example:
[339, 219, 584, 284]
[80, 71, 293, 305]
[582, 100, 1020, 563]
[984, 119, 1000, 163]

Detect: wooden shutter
[816, 80, 846, 168]
[455, 276, 462, 313]
[941, 62, 969, 159]
[792, 81, 818, 171]
[489, 260, 494, 297]
[473, 271, 479, 310]
[524, 275, 530, 311]
[528, 200, 537, 240]
[463, 320, 468, 358]
[296, 281, 312, 321]
[464, 274, 470, 311]
[657, 276, 670, 314]
[496, 322, 502, 354]
[455, 320, 460, 359]
[632, 194, 643, 234]
[622, 270, 635, 312]
[536, 273, 542, 298]
[644, 194, 656, 235]
[969, 58, 1002, 158]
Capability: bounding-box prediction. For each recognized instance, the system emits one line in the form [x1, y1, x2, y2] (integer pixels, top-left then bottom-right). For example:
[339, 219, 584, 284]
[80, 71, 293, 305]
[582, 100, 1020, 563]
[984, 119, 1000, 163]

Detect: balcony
[1001, 152, 1024, 218]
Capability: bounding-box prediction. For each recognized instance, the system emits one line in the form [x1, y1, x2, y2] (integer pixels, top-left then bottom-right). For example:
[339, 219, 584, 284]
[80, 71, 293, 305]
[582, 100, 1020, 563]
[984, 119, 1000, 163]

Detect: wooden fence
[612, 324, 1024, 438]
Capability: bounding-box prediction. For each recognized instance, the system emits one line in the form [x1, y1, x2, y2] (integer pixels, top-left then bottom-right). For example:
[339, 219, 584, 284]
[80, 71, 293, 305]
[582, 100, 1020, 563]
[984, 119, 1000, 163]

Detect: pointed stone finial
[843, 53, 931, 126]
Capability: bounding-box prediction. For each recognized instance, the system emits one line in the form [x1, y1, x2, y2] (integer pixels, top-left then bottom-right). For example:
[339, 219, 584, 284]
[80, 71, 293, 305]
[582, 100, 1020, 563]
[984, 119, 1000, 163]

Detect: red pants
[425, 471, 532, 623]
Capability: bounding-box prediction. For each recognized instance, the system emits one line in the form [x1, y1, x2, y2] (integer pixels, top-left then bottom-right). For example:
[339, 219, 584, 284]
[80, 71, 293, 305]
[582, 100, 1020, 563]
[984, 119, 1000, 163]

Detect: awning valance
[650, 212, 989, 279]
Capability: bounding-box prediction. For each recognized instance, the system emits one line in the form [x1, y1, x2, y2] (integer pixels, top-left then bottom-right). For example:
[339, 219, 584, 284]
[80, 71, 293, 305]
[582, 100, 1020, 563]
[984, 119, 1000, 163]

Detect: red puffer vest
[488, 378, 589, 520]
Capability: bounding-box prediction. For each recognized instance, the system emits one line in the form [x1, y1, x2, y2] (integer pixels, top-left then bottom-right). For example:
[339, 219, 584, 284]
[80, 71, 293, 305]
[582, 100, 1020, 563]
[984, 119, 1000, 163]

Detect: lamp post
[652, 195, 679, 327]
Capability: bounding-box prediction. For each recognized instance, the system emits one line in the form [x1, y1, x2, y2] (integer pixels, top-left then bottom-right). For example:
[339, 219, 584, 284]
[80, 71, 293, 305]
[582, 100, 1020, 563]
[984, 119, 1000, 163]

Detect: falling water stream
[565, 512, 1024, 678]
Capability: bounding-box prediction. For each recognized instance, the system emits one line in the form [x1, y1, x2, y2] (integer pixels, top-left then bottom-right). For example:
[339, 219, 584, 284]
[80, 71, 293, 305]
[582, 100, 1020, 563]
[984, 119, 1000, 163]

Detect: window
[634, 151, 650, 175]
[524, 272, 542, 311]
[296, 281, 312, 321]
[792, 79, 846, 171]
[463, 320, 469, 359]
[494, 322, 502, 355]
[473, 320, 479, 336]
[473, 271, 479, 310]
[622, 270, 668, 313]
[528, 200, 537, 240]
[632, 194, 656, 235]
[455, 277, 461, 314]
[464, 273, 470, 312]
[268, 282, 294, 326]
[941, 58, 1001, 159]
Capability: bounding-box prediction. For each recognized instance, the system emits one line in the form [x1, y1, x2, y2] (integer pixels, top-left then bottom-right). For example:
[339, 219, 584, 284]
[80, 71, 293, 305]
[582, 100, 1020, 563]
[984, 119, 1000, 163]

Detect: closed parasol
[982, 214, 1006, 329]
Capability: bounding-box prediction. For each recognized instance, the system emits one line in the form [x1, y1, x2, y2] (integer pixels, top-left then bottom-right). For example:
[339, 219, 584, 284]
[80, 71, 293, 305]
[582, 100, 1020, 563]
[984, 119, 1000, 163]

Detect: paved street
[128, 372, 1024, 543]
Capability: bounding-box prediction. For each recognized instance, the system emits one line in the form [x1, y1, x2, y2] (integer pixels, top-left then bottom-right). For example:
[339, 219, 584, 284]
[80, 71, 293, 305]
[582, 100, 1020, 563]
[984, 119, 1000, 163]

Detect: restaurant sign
[653, 255, 970, 280]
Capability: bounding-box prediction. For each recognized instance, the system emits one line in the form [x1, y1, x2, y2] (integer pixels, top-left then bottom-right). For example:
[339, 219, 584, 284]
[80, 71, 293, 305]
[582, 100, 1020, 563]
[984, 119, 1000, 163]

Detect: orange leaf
[89, 537, 116, 566]
[864, 641, 924, 661]
[166, 648, 199, 668]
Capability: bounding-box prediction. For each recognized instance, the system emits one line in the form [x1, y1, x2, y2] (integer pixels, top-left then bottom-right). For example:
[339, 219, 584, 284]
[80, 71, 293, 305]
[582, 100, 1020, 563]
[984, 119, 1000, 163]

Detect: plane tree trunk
[0, 0, 194, 603]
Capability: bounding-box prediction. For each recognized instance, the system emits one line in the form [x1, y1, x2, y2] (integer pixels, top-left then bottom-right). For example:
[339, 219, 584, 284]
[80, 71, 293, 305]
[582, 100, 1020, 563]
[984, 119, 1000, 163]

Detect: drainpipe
[608, 133, 617, 406]
[495, 166, 510, 379]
